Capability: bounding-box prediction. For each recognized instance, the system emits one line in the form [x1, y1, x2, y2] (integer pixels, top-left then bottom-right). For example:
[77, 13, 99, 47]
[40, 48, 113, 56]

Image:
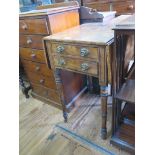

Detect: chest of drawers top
[19, 4, 80, 35]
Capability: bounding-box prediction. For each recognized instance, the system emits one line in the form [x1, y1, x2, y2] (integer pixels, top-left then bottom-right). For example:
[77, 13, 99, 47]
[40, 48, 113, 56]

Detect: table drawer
[51, 43, 98, 60]
[26, 71, 56, 90]
[31, 83, 61, 104]
[53, 56, 98, 76]
[19, 35, 45, 49]
[21, 59, 53, 77]
[112, 1, 135, 14]
[19, 18, 49, 35]
[20, 48, 46, 63]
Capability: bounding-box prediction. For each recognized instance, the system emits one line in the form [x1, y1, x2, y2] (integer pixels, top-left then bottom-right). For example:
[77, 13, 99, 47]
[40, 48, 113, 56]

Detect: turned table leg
[100, 86, 108, 139]
[54, 69, 68, 122]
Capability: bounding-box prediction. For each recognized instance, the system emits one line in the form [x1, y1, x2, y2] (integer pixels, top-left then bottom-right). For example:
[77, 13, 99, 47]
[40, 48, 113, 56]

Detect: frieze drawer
[53, 56, 98, 76]
[51, 43, 99, 60]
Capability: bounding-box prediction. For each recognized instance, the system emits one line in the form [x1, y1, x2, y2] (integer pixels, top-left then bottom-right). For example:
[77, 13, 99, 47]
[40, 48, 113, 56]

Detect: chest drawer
[19, 35, 45, 49]
[20, 48, 46, 63]
[21, 59, 53, 77]
[31, 83, 61, 104]
[53, 56, 98, 76]
[51, 43, 98, 60]
[19, 18, 49, 35]
[26, 71, 56, 89]
[112, 1, 135, 14]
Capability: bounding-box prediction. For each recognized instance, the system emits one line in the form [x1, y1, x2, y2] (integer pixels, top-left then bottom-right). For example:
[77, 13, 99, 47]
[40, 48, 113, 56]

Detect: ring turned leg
[54, 69, 68, 122]
[100, 86, 108, 139]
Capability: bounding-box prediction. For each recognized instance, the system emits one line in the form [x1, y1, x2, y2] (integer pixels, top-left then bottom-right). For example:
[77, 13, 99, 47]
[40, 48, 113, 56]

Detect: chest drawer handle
[81, 63, 89, 71]
[27, 38, 32, 44]
[80, 48, 89, 57]
[31, 54, 36, 59]
[35, 66, 40, 71]
[58, 59, 65, 66]
[39, 79, 44, 84]
[127, 5, 134, 10]
[56, 46, 64, 53]
[22, 24, 28, 30]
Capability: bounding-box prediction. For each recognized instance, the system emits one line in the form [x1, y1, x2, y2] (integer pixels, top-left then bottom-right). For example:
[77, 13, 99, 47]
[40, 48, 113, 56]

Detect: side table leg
[100, 86, 108, 139]
[54, 69, 68, 122]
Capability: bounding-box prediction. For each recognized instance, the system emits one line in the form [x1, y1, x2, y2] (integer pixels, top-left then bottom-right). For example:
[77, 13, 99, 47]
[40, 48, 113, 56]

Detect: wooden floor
[19, 89, 130, 155]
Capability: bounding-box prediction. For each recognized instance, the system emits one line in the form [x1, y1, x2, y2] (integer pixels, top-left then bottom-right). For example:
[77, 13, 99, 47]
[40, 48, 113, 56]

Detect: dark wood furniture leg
[19, 71, 31, 98]
[54, 69, 68, 122]
[100, 85, 108, 139]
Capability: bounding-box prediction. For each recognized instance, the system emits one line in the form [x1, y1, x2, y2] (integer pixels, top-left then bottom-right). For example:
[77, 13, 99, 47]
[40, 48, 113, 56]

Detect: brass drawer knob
[22, 24, 28, 30]
[39, 79, 44, 84]
[128, 5, 134, 10]
[81, 63, 89, 71]
[35, 66, 40, 71]
[80, 48, 89, 57]
[58, 59, 65, 66]
[27, 38, 32, 44]
[56, 45, 64, 53]
[31, 53, 36, 59]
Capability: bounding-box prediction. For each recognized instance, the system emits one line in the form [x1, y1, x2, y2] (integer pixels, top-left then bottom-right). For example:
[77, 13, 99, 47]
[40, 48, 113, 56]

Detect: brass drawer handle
[31, 53, 36, 59]
[35, 66, 40, 71]
[80, 48, 89, 57]
[39, 79, 44, 84]
[56, 45, 64, 53]
[127, 5, 134, 10]
[27, 38, 32, 44]
[81, 63, 89, 71]
[58, 59, 65, 66]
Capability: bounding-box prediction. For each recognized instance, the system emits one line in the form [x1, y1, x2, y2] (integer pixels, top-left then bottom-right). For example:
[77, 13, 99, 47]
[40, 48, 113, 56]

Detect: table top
[44, 15, 131, 46]
[113, 14, 135, 30]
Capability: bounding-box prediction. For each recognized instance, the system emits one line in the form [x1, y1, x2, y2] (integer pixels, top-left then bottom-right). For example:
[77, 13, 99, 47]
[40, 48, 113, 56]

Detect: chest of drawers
[43, 15, 131, 139]
[19, 3, 85, 110]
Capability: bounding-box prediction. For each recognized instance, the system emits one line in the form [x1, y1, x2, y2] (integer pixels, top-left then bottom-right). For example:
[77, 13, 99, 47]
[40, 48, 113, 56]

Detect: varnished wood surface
[19, 18, 49, 35]
[53, 56, 98, 76]
[44, 15, 131, 46]
[51, 43, 99, 60]
[19, 34, 45, 49]
[115, 79, 135, 103]
[21, 59, 54, 77]
[26, 71, 57, 90]
[19, 48, 46, 63]
[48, 10, 79, 34]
